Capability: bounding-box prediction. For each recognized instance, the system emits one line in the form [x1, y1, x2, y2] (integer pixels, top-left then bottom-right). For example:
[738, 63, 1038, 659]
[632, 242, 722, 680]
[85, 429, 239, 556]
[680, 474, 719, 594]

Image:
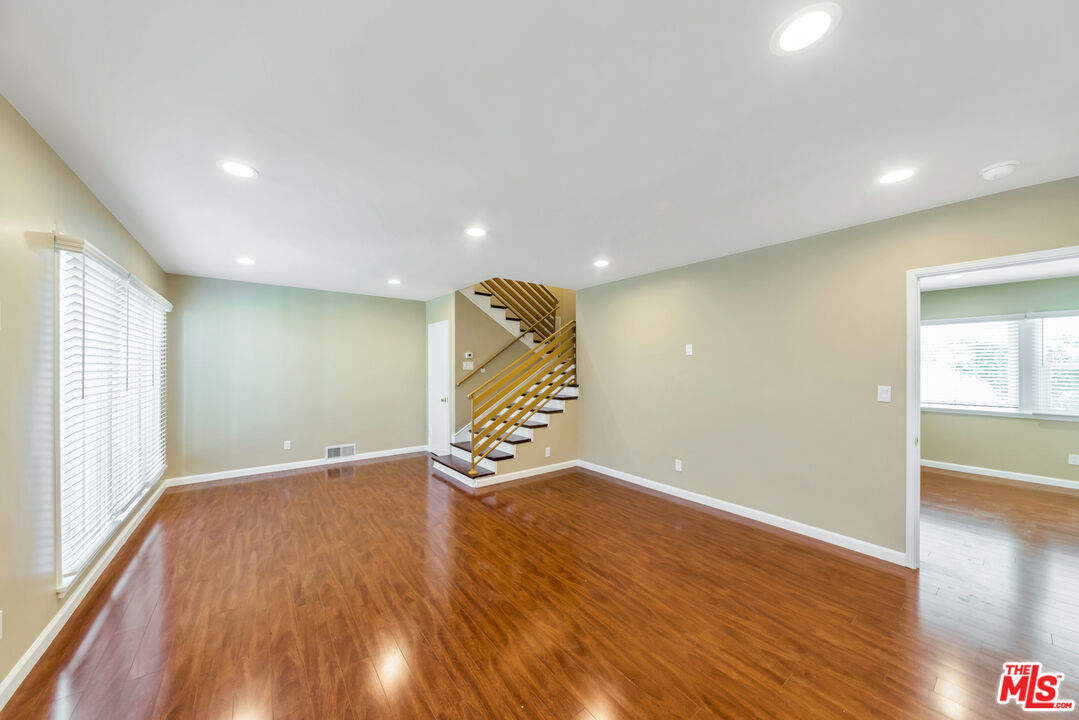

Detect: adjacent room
[1, 1, 1078, 718]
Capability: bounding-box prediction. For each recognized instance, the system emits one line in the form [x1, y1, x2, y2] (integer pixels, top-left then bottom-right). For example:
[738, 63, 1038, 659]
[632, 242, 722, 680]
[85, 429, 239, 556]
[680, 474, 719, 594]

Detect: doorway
[427, 320, 450, 456]
[905, 245, 1079, 568]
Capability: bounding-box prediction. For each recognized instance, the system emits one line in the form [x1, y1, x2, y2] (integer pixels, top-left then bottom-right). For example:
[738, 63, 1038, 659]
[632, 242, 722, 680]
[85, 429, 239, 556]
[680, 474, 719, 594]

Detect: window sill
[921, 405, 1079, 423]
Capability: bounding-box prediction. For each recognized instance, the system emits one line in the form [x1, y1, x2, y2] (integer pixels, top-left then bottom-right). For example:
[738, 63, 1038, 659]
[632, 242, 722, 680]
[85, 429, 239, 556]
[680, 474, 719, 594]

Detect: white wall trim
[473, 460, 579, 487]
[921, 459, 1079, 492]
[0, 478, 168, 712]
[578, 461, 910, 567]
[166, 445, 428, 487]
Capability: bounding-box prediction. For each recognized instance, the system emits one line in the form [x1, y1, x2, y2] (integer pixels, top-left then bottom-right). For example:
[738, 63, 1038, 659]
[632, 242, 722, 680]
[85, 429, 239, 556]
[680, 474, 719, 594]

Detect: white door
[427, 321, 451, 456]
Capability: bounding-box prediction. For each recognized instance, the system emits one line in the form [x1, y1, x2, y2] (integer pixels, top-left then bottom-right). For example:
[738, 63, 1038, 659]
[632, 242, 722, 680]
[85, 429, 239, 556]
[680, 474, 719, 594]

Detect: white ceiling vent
[325, 443, 357, 460]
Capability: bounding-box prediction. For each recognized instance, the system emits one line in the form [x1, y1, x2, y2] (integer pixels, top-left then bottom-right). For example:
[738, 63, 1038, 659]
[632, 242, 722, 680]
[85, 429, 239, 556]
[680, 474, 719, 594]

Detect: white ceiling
[2, 1, 1078, 301]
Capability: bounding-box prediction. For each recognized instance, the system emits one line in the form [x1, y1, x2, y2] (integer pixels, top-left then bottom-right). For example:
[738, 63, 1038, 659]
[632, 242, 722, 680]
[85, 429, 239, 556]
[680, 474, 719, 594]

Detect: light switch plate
[877, 385, 892, 403]
[674, 459, 682, 472]
[283, 440, 291, 450]
[685, 344, 693, 356]
[545, 447, 551, 457]
[463, 360, 474, 370]
[1069, 454, 1079, 466]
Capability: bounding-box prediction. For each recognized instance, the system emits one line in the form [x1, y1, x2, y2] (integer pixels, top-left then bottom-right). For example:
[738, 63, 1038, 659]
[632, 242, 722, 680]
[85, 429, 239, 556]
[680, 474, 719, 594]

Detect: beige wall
[578, 177, 1079, 553]
[921, 276, 1079, 481]
[454, 291, 530, 430]
[923, 413, 1079, 482]
[166, 275, 426, 478]
[0, 94, 167, 680]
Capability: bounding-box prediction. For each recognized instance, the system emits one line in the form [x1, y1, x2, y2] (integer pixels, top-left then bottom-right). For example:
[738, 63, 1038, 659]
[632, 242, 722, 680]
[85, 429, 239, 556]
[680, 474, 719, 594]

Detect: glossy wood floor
[4, 458, 1079, 719]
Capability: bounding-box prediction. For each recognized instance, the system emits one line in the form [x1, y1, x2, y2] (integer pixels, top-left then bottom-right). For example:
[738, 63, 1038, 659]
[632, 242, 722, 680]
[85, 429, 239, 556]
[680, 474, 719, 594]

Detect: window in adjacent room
[921, 312, 1079, 419]
[56, 237, 170, 590]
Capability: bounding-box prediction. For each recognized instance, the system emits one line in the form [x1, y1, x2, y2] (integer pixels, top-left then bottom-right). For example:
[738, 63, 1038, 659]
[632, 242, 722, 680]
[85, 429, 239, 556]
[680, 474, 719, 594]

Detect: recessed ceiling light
[770, 2, 842, 55]
[387, 278, 401, 285]
[879, 168, 916, 184]
[980, 161, 1018, 181]
[466, 227, 487, 238]
[593, 259, 609, 268]
[946, 273, 964, 280]
[218, 160, 259, 179]
[235, 257, 255, 265]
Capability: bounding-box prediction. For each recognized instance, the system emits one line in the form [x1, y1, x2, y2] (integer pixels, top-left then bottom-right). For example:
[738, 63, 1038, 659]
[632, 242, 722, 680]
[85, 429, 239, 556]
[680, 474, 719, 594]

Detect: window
[57, 239, 170, 589]
[1035, 315, 1079, 415]
[921, 312, 1079, 418]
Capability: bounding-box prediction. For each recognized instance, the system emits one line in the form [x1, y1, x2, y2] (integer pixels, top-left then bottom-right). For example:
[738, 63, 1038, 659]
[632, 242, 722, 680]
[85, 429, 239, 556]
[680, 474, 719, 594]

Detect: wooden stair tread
[431, 453, 494, 478]
[451, 442, 512, 461]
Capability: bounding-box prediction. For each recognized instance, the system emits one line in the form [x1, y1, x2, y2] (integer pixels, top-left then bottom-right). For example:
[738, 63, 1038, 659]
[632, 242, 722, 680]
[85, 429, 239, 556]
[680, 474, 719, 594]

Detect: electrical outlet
[675, 459, 682, 472]
[685, 343, 693, 356]
[545, 447, 551, 457]
[283, 440, 291, 450]
[877, 385, 892, 403]
[1069, 454, 1079, 466]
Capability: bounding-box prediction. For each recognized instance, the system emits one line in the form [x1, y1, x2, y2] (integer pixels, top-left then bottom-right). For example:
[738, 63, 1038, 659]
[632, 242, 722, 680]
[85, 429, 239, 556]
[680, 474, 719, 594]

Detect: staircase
[431, 279, 577, 486]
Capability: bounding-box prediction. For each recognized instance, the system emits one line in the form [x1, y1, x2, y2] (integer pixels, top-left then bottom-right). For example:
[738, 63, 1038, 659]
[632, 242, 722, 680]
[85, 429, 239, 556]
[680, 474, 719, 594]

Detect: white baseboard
[166, 445, 428, 487]
[577, 460, 910, 568]
[0, 477, 168, 712]
[921, 459, 1079, 492]
[473, 460, 579, 487]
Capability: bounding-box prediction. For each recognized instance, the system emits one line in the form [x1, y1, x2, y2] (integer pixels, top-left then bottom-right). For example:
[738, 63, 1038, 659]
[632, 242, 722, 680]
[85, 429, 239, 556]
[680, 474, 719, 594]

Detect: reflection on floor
[919, 468, 1079, 711]
[2, 458, 1078, 719]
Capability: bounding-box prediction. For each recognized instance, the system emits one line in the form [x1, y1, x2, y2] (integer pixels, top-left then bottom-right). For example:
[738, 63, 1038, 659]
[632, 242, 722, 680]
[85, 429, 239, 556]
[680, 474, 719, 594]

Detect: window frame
[920, 309, 1079, 423]
[53, 236, 171, 595]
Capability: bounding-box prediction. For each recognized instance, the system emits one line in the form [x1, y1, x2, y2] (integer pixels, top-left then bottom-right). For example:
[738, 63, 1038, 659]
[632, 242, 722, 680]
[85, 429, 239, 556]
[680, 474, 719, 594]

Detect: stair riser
[432, 461, 478, 487]
[449, 446, 500, 471]
[530, 384, 578, 398]
[492, 410, 552, 428]
[463, 437, 521, 455]
[478, 423, 535, 440]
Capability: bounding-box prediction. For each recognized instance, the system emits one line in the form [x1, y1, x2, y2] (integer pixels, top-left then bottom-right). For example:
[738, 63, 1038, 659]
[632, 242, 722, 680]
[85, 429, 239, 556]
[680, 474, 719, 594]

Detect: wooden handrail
[468, 321, 576, 475]
[456, 306, 557, 387]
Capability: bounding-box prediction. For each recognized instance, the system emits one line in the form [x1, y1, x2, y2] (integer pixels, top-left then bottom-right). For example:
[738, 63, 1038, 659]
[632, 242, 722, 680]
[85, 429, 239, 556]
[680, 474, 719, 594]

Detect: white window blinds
[57, 239, 170, 588]
[1035, 315, 1079, 415]
[921, 312, 1079, 418]
[921, 320, 1020, 410]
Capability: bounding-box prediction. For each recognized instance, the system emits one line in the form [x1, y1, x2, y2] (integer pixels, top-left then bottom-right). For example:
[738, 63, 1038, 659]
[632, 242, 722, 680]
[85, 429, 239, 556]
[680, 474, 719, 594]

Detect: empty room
[1, 1, 1078, 718]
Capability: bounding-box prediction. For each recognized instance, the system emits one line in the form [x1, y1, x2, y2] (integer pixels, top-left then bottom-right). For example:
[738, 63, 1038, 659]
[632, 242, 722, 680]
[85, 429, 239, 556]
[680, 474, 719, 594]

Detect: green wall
[922, 276, 1079, 320]
[166, 275, 427, 478]
[921, 276, 1079, 482]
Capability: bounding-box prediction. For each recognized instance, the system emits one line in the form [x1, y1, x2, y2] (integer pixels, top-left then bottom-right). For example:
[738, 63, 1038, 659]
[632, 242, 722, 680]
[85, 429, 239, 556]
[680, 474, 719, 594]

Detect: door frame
[427, 320, 451, 456]
[904, 244, 1079, 569]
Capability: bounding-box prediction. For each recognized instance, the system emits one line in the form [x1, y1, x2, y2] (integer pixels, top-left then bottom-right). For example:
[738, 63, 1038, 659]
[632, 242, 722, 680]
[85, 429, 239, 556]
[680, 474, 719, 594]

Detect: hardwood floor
[3, 458, 1078, 719]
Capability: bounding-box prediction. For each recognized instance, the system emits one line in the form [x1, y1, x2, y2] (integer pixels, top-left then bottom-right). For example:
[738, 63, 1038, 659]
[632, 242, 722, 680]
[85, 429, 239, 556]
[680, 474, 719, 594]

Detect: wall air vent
[325, 443, 357, 460]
